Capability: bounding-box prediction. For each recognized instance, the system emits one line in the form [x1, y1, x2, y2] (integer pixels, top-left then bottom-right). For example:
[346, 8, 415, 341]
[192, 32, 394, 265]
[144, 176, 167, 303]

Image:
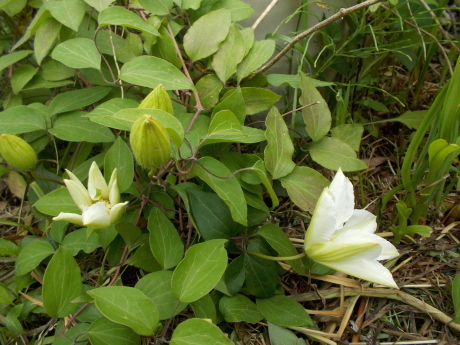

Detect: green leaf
[49, 112, 116, 142]
[268, 322, 305, 345]
[243, 253, 278, 298]
[331, 124, 364, 152]
[240, 27, 254, 55]
[88, 317, 141, 345]
[453, 274, 460, 323]
[191, 294, 218, 323]
[52, 38, 101, 70]
[212, 23, 246, 83]
[172, 239, 228, 303]
[49, 86, 111, 116]
[0, 50, 32, 73]
[34, 187, 80, 217]
[309, 137, 368, 172]
[264, 107, 295, 179]
[279, 166, 329, 213]
[0, 238, 19, 255]
[211, 0, 254, 21]
[84, 0, 114, 12]
[240, 87, 280, 115]
[212, 87, 246, 124]
[256, 295, 315, 327]
[250, 160, 278, 208]
[0, 285, 13, 304]
[148, 207, 184, 270]
[34, 18, 62, 65]
[120, 56, 194, 91]
[1, 0, 26, 17]
[196, 74, 223, 109]
[85, 98, 139, 128]
[405, 225, 432, 237]
[87, 286, 159, 336]
[181, 0, 202, 10]
[215, 255, 245, 296]
[390, 110, 426, 130]
[12, 7, 52, 50]
[0, 105, 47, 134]
[258, 223, 304, 274]
[191, 157, 247, 226]
[11, 64, 37, 94]
[45, 0, 86, 31]
[187, 189, 244, 241]
[135, 271, 187, 320]
[54, 321, 91, 345]
[15, 240, 55, 276]
[236, 40, 275, 82]
[184, 9, 231, 61]
[129, 244, 162, 272]
[116, 222, 143, 252]
[104, 137, 134, 193]
[38, 59, 76, 81]
[139, 0, 174, 15]
[43, 247, 82, 317]
[150, 25, 181, 69]
[208, 110, 243, 138]
[170, 318, 233, 345]
[219, 294, 263, 323]
[300, 73, 331, 141]
[98, 6, 159, 36]
[62, 228, 101, 256]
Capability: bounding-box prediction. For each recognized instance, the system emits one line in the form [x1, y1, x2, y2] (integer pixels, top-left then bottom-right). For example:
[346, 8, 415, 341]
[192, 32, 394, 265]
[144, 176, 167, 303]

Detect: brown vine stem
[245, 0, 386, 81]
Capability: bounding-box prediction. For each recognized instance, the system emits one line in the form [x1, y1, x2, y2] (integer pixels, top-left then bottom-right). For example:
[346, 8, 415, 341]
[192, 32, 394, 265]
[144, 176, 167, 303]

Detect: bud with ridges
[0, 134, 37, 170]
[138, 84, 173, 115]
[130, 115, 171, 170]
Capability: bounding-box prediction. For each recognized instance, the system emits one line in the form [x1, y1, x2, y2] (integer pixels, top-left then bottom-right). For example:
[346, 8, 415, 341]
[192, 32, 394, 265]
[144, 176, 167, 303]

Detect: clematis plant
[304, 169, 399, 288]
[53, 162, 128, 229]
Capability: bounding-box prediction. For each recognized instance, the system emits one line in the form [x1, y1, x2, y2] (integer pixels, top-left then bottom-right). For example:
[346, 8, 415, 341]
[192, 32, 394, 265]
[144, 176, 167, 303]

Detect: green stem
[240, 248, 306, 261]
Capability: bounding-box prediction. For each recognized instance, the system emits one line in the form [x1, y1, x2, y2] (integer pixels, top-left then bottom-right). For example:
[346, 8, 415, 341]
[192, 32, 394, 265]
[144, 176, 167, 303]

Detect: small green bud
[130, 115, 171, 170]
[0, 134, 37, 170]
[138, 84, 174, 115]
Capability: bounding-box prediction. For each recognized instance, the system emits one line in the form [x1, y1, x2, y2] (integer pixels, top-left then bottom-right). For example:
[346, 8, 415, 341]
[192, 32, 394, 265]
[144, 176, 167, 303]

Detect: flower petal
[107, 168, 118, 193]
[64, 179, 92, 207]
[53, 212, 84, 226]
[304, 186, 338, 248]
[88, 162, 109, 200]
[329, 169, 354, 230]
[314, 257, 398, 288]
[109, 177, 120, 206]
[109, 201, 128, 225]
[81, 202, 111, 229]
[335, 209, 377, 236]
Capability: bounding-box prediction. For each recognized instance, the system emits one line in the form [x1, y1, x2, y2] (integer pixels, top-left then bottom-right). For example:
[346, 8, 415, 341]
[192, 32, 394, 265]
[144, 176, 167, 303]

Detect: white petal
[88, 162, 109, 200]
[315, 257, 398, 288]
[109, 201, 128, 224]
[374, 237, 399, 260]
[81, 202, 111, 229]
[329, 169, 354, 229]
[53, 212, 84, 226]
[304, 186, 337, 248]
[335, 209, 377, 236]
[109, 177, 120, 206]
[107, 169, 118, 193]
[64, 180, 92, 207]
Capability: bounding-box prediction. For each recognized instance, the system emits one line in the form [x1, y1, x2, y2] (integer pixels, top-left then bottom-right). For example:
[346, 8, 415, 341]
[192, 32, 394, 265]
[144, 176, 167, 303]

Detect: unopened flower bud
[0, 134, 37, 170]
[130, 115, 171, 170]
[138, 84, 173, 115]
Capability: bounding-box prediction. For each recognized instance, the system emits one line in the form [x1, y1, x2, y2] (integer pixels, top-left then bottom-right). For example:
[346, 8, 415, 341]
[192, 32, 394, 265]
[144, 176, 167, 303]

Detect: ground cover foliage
[0, 0, 459, 344]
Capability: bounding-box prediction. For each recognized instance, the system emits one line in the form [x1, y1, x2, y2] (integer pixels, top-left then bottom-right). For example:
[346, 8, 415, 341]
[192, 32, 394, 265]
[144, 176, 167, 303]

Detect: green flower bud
[130, 115, 171, 170]
[0, 134, 37, 170]
[138, 84, 174, 115]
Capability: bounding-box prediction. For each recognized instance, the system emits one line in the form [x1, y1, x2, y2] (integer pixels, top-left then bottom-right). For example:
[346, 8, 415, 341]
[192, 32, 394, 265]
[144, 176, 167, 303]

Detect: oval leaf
[256, 295, 315, 327]
[52, 38, 101, 70]
[98, 6, 159, 36]
[104, 137, 134, 193]
[34, 188, 80, 217]
[219, 294, 263, 323]
[170, 318, 233, 345]
[0, 106, 47, 134]
[88, 317, 141, 345]
[236, 40, 275, 82]
[15, 240, 55, 276]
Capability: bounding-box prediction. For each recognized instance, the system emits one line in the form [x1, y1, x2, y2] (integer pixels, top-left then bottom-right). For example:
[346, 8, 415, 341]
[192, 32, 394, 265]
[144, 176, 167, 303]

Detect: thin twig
[245, 0, 386, 81]
[252, 0, 279, 29]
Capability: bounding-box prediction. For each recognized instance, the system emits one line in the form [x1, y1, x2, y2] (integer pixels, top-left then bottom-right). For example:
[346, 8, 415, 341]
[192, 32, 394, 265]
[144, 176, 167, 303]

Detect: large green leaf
[195, 74, 223, 109]
[15, 240, 55, 276]
[88, 317, 141, 345]
[240, 87, 280, 115]
[309, 137, 368, 172]
[34, 188, 80, 217]
[331, 123, 364, 152]
[139, 0, 174, 15]
[215, 255, 245, 296]
[52, 38, 101, 70]
[183, 9, 231, 61]
[43, 247, 82, 317]
[12, 8, 51, 50]
[49, 112, 115, 142]
[236, 40, 275, 82]
[264, 107, 295, 179]
[211, 0, 254, 21]
[219, 294, 263, 323]
[104, 137, 134, 193]
[256, 295, 315, 327]
[150, 25, 181, 68]
[34, 18, 61, 65]
[45, 0, 86, 32]
[208, 110, 243, 138]
[300, 73, 331, 141]
[187, 189, 244, 240]
[85, 98, 139, 128]
[212, 88, 246, 124]
[84, 0, 113, 12]
[87, 286, 159, 336]
[279, 166, 329, 213]
[0, 106, 47, 134]
[268, 322, 305, 345]
[170, 318, 233, 345]
[54, 323, 91, 345]
[62, 228, 101, 256]
[148, 207, 184, 270]
[11, 64, 38, 94]
[120, 56, 194, 91]
[171, 239, 228, 303]
[135, 271, 187, 320]
[212, 23, 246, 83]
[243, 253, 278, 298]
[191, 157, 247, 226]
[48, 87, 111, 116]
[0, 238, 19, 256]
[98, 6, 159, 36]
[0, 50, 32, 73]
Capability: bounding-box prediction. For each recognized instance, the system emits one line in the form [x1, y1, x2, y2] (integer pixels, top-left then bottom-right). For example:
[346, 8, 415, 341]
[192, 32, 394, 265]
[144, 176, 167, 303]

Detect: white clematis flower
[304, 169, 399, 288]
[53, 162, 128, 229]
